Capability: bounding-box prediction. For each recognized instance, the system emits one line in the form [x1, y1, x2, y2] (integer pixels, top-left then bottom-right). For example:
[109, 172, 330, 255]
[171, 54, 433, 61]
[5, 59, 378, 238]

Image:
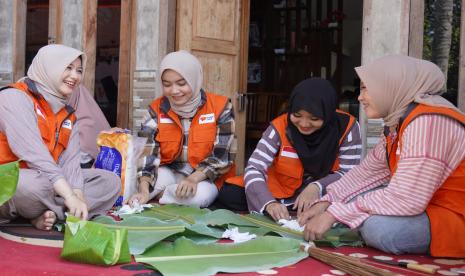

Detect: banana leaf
[136, 236, 308, 276]
[0, 161, 19, 206]
[241, 213, 304, 240]
[197, 209, 260, 228]
[61, 216, 131, 265]
[92, 215, 186, 254]
[143, 204, 211, 224]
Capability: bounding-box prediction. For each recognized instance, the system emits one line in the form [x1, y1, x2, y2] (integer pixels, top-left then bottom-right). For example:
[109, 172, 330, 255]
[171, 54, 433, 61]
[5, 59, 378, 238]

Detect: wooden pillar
[48, 0, 62, 44]
[81, 0, 97, 94]
[458, 0, 465, 112]
[117, 0, 136, 129]
[408, 0, 425, 58]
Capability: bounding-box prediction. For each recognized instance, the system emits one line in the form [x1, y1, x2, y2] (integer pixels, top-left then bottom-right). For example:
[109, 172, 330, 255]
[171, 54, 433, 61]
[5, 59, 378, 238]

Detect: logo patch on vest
[35, 104, 46, 119]
[62, 119, 73, 129]
[199, 113, 215, 124]
[160, 114, 174, 124]
[281, 146, 299, 158]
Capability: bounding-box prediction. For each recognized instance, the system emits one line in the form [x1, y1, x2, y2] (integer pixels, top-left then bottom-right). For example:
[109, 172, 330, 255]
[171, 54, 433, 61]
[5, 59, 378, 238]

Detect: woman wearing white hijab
[126, 50, 236, 207]
[0, 44, 120, 230]
[298, 55, 465, 257]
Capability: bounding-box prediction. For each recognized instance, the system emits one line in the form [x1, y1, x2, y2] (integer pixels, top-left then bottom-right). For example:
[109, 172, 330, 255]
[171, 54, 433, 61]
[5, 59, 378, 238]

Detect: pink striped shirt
[320, 114, 465, 228]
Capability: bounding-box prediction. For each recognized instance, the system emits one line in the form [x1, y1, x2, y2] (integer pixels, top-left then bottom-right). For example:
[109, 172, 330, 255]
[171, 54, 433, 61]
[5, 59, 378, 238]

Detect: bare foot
[31, 210, 56, 231]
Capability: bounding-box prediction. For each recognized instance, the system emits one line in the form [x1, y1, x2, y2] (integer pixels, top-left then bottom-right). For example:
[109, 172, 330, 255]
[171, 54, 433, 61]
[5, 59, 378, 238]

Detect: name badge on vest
[199, 113, 215, 124]
[281, 146, 299, 159]
[160, 114, 174, 124]
[35, 104, 46, 119]
[62, 119, 73, 129]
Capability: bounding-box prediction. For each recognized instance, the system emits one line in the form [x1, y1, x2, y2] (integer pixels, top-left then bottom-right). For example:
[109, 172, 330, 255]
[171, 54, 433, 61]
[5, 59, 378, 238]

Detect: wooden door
[176, 0, 250, 172]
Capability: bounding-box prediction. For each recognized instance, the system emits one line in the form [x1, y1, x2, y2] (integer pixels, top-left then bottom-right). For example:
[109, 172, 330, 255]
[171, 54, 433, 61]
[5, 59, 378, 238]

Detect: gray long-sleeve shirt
[245, 121, 362, 213]
[0, 87, 84, 189]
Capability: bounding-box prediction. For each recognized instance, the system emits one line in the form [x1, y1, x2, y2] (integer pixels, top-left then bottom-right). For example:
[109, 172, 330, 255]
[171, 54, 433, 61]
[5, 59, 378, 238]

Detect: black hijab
[287, 78, 347, 179]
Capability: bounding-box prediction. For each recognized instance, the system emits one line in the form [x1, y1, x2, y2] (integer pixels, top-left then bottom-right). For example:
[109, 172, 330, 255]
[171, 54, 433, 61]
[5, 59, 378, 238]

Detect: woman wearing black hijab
[221, 78, 362, 221]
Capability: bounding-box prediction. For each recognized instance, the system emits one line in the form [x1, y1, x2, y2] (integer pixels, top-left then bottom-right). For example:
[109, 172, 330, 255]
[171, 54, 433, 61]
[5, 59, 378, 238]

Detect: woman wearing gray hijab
[126, 50, 236, 207]
[0, 44, 120, 230]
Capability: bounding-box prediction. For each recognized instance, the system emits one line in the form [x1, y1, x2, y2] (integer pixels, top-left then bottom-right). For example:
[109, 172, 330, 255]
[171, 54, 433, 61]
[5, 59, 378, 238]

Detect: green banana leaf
[241, 213, 304, 240]
[61, 216, 131, 266]
[0, 161, 19, 206]
[143, 204, 211, 224]
[136, 236, 308, 276]
[197, 209, 260, 228]
[92, 215, 186, 254]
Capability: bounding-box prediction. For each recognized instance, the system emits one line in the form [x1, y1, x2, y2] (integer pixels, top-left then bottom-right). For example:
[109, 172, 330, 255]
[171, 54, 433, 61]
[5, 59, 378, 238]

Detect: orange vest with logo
[386, 103, 465, 257]
[149, 92, 235, 189]
[0, 81, 76, 168]
[227, 110, 355, 199]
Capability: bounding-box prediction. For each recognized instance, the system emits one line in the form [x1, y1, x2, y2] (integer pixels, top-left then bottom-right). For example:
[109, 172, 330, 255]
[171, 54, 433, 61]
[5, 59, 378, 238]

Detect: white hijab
[159, 50, 203, 118]
[27, 44, 86, 106]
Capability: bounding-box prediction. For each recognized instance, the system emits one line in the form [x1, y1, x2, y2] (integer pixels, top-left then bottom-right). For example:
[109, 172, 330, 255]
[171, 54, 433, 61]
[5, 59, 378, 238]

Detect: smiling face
[58, 57, 83, 97]
[289, 109, 324, 135]
[358, 81, 382, 119]
[161, 69, 193, 106]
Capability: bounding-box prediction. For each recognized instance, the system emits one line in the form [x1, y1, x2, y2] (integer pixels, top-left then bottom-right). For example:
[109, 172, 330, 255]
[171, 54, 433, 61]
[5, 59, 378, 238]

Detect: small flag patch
[160, 114, 174, 124]
[281, 146, 298, 158]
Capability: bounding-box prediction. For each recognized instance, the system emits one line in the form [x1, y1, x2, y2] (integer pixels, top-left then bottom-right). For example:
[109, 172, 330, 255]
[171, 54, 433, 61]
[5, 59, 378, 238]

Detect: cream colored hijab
[159, 50, 203, 118]
[27, 44, 86, 104]
[355, 54, 460, 127]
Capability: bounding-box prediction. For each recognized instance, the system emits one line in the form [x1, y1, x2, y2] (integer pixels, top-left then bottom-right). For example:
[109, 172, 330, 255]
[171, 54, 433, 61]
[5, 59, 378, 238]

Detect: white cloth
[278, 219, 305, 232]
[222, 227, 257, 243]
[112, 201, 153, 215]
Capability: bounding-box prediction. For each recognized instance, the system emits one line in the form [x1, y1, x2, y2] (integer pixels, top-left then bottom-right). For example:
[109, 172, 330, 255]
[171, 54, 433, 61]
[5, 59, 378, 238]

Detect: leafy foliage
[0, 161, 19, 206]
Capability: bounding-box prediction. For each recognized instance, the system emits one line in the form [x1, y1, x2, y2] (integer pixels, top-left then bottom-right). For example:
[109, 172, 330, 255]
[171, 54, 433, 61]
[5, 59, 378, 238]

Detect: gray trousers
[0, 168, 120, 221]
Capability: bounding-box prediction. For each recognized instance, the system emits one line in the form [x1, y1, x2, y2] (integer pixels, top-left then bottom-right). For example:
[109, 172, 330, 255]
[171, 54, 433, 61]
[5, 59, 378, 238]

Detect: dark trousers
[213, 183, 248, 212]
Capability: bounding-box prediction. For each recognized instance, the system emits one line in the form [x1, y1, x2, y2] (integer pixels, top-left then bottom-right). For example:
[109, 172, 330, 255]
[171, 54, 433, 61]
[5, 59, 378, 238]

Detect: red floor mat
[2, 235, 465, 276]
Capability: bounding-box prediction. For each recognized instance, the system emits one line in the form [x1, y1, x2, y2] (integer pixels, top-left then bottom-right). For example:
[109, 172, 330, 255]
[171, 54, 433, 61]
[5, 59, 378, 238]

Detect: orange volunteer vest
[386, 103, 465, 257]
[227, 110, 355, 199]
[150, 92, 235, 189]
[0, 80, 76, 168]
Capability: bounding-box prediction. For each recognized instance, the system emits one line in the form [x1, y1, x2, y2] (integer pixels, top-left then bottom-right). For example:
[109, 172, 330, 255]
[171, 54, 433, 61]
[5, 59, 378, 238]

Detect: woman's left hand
[303, 211, 336, 241]
[293, 183, 320, 216]
[176, 178, 198, 199]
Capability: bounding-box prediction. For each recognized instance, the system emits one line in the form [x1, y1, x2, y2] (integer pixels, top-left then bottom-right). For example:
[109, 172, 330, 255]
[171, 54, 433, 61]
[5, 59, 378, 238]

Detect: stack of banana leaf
[0, 161, 19, 206]
[61, 204, 363, 276]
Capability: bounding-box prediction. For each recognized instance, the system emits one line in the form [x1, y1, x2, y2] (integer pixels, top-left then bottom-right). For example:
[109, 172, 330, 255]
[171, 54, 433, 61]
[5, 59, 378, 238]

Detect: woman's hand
[64, 193, 88, 220]
[297, 201, 331, 225]
[124, 180, 150, 206]
[265, 202, 290, 221]
[176, 178, 198, 199]
[53, 178, 88, 220]
[126, 191, 150, 206]
[293, 184, 320, 216]
[302, 211, 336, 241]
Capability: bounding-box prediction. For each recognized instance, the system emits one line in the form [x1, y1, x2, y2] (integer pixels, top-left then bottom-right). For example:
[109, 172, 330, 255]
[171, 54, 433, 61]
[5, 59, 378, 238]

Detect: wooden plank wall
[13, 0, 26, 82]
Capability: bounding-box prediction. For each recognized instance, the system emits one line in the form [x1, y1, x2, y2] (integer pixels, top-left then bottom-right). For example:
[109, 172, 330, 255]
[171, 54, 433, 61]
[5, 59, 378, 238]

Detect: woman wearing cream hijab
[298, 55, 465, 257]
[0, 44, 120, 230]
[127, 50, 236, 207]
